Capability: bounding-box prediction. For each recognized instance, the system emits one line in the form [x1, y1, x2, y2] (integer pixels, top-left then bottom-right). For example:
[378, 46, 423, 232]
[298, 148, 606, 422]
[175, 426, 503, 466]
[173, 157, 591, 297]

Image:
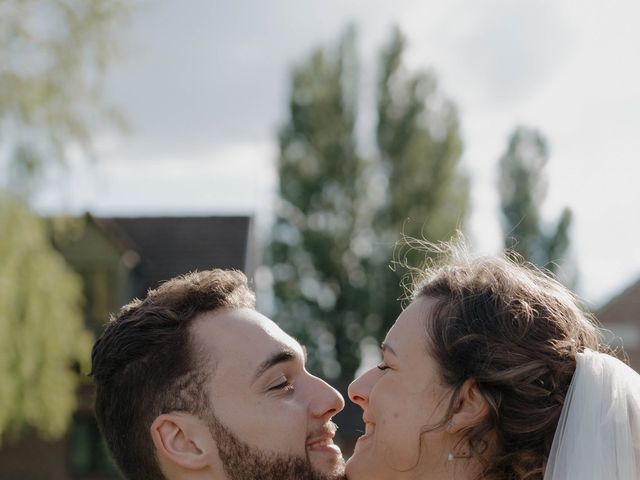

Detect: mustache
[307, 421, 338, 440]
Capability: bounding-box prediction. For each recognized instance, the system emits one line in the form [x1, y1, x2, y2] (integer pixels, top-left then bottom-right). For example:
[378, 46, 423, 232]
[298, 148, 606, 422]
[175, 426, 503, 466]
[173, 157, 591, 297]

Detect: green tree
[0, 0, 130, 195]
[270, 29, 368, 379]
[0, 0, 130, 443]
[498, 127, 573, 274]
[0, 195, 92, 442]
[372, 28, 468, 334]
[269, 27, 468, 382]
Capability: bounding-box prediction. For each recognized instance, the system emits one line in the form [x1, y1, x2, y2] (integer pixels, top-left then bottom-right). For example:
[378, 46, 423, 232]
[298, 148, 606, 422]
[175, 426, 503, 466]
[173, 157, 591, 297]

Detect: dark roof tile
[598, 277, 640, 325]
[97, 216, 252, 295]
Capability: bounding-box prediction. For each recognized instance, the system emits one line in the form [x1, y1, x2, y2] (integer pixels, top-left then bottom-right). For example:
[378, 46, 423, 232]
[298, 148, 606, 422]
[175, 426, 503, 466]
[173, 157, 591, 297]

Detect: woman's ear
[150, 412, 219, 472]
[448, 379, 490, 432]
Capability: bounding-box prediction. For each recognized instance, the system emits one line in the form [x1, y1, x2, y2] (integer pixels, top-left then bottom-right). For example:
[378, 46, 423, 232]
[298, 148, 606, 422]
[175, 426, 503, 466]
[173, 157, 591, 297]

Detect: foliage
[498, 127, 573, 275]
[270, 29, 368, 379]
[372, 28, 468, 335]
[0, 0, 130, 442]
[0, 0, 130, 194]
[269, 27, 468, 381]
[0, 195, 92, 443]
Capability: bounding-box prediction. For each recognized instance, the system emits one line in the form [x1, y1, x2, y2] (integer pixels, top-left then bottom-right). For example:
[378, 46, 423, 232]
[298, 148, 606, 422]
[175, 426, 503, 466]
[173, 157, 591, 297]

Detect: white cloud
[403, 0, 574, 108]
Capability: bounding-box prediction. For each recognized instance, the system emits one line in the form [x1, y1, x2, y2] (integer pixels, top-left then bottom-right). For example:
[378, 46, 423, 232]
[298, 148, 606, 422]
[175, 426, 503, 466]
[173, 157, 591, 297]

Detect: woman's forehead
[385, 297, 436, 356]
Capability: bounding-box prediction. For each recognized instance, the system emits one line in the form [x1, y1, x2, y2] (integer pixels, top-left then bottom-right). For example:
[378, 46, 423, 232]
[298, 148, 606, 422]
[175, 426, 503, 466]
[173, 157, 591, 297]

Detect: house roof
[97, 216, 252, 295]
[597, 277, 640, 325]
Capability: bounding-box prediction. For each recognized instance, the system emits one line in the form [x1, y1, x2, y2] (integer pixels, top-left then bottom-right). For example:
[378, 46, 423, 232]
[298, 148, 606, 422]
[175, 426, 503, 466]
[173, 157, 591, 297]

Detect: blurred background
[1, 0, 639, 478]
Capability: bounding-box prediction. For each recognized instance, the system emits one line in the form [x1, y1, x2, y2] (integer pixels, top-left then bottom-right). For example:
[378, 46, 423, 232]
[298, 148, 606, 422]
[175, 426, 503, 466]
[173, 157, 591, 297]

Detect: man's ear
[150, 412, 218, 472]
[448, 379, 490, 433]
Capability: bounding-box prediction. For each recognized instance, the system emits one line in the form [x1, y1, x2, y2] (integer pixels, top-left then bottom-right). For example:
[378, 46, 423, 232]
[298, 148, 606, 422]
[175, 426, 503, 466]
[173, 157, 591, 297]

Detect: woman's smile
[354, 422, 376, 450]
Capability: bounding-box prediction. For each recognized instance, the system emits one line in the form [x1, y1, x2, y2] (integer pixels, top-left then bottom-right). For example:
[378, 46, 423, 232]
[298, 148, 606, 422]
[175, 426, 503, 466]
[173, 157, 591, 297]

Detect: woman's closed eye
[377, 362, 391, 371]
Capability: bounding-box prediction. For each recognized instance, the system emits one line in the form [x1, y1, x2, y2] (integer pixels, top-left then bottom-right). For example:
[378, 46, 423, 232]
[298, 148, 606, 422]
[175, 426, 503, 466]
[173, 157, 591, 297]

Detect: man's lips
[306, 433, 338, 451]
[306, 423, 342, 453]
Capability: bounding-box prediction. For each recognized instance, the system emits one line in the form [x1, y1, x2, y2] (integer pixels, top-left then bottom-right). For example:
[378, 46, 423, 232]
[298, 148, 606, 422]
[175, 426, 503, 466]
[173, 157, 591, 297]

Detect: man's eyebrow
[252, 348, 297, 385]
[381, 342, 397, 357]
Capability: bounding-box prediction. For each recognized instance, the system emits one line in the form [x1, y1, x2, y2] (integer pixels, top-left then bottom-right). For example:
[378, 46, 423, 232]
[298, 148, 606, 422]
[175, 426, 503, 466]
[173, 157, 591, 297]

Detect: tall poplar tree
[372, 28, 468, 333]
[270, 30, 369, 379]
[498, 127, 573, 275]
[270, 28, 468, 381]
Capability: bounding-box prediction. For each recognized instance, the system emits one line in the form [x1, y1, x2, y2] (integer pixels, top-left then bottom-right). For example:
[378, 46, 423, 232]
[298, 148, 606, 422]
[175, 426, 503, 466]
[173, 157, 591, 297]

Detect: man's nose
[309, 375, 345, 418]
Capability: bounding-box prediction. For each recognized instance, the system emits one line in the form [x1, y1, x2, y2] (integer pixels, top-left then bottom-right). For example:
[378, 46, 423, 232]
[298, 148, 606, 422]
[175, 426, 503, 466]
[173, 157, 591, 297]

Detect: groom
[90, 269, 346, 480]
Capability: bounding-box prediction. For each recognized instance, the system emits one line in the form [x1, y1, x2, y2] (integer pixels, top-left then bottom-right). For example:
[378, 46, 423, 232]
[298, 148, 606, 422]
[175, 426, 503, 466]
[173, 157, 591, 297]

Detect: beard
[207, 413, 346, 480]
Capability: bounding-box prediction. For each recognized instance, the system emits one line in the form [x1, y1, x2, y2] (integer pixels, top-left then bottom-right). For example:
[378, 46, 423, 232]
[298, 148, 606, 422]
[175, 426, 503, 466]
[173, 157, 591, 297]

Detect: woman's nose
[348, 369, 375, 407]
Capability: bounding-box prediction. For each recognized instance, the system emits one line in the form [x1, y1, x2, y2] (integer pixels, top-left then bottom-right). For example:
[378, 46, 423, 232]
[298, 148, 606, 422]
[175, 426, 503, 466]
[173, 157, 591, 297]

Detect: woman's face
[346, 296, 455, 480]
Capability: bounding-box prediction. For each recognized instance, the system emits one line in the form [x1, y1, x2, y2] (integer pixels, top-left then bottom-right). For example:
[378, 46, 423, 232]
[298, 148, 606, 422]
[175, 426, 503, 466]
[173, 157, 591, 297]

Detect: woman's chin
[345, 450, 375, 480]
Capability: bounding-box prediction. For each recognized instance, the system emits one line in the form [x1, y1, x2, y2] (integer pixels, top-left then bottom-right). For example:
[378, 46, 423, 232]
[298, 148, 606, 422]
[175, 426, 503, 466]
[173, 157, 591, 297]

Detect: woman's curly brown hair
[406, 238, 603, 480]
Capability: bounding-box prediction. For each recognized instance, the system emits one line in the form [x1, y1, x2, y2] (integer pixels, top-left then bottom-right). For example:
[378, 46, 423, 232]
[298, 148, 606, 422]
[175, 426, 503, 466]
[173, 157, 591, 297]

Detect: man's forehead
[192, 308, 303, 365]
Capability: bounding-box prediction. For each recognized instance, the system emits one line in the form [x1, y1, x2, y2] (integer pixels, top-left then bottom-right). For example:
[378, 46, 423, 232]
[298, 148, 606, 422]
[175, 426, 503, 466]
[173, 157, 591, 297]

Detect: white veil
[544, 349, 640, 479]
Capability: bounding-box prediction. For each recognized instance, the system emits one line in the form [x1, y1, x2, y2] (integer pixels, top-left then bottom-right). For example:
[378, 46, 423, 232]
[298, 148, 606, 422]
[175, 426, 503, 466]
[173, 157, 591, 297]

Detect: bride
[346, 240, 640, 480]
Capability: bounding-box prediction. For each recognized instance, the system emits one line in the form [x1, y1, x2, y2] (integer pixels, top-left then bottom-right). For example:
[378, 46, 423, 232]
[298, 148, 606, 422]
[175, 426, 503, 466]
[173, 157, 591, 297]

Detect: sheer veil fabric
[544, 349, 640, 479]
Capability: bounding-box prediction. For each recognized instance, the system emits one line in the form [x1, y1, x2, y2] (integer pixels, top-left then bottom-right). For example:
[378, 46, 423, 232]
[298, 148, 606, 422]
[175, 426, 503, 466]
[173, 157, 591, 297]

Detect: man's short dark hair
[90, 269, 256, 480]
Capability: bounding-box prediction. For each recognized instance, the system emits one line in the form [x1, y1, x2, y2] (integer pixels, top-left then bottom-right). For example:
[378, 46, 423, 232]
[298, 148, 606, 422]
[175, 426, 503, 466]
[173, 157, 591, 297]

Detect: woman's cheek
[377, 406, 425, 470]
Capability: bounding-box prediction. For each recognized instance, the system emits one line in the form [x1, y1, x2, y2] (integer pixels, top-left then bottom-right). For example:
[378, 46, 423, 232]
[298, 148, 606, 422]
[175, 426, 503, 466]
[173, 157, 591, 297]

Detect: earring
[448, 451, 471, 461]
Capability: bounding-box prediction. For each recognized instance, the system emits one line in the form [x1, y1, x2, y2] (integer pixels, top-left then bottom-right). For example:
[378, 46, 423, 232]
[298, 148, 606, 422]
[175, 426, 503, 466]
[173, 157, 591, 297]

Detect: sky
[34, 0, 640, 308]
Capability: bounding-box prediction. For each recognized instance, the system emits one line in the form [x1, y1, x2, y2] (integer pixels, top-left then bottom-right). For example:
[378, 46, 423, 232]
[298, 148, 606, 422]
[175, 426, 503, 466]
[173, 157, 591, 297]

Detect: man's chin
[308, 448, 346, 479]
[209, 414, 346, 480]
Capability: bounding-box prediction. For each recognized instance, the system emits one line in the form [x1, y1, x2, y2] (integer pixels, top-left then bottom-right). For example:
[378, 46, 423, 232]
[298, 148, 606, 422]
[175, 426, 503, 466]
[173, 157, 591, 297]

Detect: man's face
[191, 308, 346, 480]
